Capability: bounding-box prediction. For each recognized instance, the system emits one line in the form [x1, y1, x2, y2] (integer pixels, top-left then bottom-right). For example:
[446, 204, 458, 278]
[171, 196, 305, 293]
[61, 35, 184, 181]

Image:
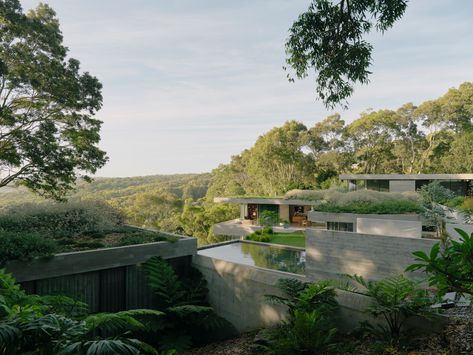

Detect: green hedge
[0, 231, 57, 266]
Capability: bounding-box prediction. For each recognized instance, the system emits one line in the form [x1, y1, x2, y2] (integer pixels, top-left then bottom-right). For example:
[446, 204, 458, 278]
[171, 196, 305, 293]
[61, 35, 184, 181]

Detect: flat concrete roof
[214, 197, 314, 205]
[339, 173, 473, 181]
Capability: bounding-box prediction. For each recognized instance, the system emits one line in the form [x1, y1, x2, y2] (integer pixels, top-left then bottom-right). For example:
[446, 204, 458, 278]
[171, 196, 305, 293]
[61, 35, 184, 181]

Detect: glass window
[327, 222, 354, 232]
[366, 180, 389, 192]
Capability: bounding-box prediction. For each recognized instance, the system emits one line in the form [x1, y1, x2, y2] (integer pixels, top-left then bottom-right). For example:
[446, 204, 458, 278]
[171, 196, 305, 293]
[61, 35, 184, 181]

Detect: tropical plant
[263, 279, 338, 354]
[406, 228, 473, 297]
[0, 269, 162, 354]
[348, 274, 436, 343]
[142, 256, 235, 352]
[259, 210, 280, 227]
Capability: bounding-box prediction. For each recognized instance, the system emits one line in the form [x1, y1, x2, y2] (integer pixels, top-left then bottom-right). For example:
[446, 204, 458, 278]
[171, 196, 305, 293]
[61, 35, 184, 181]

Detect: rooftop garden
[287, 189, 422, 214]
[0, 201, 176, 265]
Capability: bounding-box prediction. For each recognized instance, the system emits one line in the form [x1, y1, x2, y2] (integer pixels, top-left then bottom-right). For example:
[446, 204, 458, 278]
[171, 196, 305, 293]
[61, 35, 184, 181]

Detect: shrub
[446, 196, 466, 208]
[348, 274, 436, 343]
[407, 228, 473, 297]
[259, 210, 279, 226]
[286, 189, 421, 214]
[460, 197, 473, 213]
[0, 201, 123, 238]
[263, 279, 338, 354]
[245, 232, 271, 243]
[0, 232, 57, 266]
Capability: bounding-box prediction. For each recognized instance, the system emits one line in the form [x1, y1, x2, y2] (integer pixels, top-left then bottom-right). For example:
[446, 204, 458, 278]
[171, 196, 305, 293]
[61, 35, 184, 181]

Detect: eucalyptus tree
[0, 1, 106, 200]
[286, 0, 408, 108]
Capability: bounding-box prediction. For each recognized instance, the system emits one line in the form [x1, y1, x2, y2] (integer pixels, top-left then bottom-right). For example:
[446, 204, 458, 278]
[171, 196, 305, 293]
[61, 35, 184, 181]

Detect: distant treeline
[1, 82, 472, 243]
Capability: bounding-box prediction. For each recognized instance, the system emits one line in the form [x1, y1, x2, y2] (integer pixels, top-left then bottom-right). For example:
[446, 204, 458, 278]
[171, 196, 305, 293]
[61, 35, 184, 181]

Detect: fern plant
[349, 274, 436, 343]
[0, 269, 161, 355]
[263, 278, 339, 354]
[142, 256, 235, 352]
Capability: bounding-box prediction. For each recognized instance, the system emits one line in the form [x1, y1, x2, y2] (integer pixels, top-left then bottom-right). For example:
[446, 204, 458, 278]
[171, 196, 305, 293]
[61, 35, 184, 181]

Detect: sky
[20, 0, 473, 177]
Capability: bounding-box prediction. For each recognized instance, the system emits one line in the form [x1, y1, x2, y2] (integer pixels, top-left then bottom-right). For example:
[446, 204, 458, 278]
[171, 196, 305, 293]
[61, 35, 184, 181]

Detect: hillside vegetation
[1, 83, 472, 244]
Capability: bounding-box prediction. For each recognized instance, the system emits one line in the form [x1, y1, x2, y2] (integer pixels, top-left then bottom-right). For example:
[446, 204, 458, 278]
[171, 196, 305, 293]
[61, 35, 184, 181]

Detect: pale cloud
[19, 0, 473, 176]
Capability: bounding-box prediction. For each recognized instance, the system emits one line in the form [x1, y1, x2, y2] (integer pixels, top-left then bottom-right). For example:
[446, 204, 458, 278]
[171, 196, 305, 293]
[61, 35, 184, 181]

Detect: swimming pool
[198, 241, 305, 275]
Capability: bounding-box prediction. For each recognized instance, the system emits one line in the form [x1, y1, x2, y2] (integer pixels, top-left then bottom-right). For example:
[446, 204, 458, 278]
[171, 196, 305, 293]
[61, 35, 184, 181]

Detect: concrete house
[340, 173, 473, 195]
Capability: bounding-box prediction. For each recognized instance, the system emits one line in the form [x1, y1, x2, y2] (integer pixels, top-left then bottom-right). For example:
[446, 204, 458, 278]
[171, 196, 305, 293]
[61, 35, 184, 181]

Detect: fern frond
[142, 257, 185, 308]
[0, 323, 20, 351]
[84, 312, 145, 333]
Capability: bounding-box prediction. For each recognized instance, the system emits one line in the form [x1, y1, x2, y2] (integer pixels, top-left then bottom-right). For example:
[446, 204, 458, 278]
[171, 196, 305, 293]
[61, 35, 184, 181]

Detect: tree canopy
[286, 0, 408, 107]
[0, 0, 106, 199]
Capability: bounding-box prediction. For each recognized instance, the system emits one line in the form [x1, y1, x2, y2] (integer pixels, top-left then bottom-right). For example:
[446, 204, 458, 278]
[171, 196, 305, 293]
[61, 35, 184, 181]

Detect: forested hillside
[1, 82, 472, 243]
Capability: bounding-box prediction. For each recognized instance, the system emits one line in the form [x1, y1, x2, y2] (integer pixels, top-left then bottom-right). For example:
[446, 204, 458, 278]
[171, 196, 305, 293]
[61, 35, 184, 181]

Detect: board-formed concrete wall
[305, 229, 436, 281]
[193, 253, 446, 333]
[446, 223, 473, 241]
[357, 217, 422, 238]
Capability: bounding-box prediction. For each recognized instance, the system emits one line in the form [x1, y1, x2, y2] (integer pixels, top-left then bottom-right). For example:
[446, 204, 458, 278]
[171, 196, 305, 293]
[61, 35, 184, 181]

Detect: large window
[327, 222, 354, 232]
[366, 179, 389, 192]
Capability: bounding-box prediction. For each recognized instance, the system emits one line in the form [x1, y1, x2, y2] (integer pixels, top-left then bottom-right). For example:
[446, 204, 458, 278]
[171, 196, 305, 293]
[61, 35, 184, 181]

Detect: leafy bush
[262, 279, 338, 354]
[0, 201, 123, 238]
[116, 230, 170, 246]
[245, 233, 271, 242]
[259, 210, 279, 226]
[142, 257, 236, 352]
[445, 196, 466, 208]
[460, 197, 473, 213]
[0, 232, 57, 266]
[286, 189, 421, 214]
[348, 274, 436, 343]
[0, 269, 162, 354]
[407, 228, 473, 297]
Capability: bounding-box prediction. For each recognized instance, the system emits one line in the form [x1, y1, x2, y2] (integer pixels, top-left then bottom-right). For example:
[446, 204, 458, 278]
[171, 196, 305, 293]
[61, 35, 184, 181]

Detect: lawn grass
[268, 232, 305, 248]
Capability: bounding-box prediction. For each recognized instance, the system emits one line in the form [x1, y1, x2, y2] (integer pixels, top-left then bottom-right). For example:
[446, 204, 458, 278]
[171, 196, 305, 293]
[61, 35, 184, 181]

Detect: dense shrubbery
[0, 201, 123, 238]
[245, 227, 273, 242]
[286, 189, 421, 214]
[0, 269, 163, 354]
[0, 202, 173, 263]
[258, 279, 338, 354]
[0, 232, 57, 266]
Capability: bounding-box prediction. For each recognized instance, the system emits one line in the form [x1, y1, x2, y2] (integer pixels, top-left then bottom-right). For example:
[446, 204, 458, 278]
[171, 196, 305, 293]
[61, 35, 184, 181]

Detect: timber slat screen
[19, 256, 191, 312]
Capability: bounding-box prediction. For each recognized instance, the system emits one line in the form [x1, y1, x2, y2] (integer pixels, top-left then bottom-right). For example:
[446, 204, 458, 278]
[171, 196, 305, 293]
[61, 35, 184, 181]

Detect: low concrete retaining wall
[193, 254, 305, 332]
[193, 253, 445, 333]
[305, 229, 436, 281]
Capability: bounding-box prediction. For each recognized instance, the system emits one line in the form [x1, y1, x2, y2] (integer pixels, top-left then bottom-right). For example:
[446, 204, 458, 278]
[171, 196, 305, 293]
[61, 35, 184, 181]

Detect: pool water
[198, 242, 305, 275]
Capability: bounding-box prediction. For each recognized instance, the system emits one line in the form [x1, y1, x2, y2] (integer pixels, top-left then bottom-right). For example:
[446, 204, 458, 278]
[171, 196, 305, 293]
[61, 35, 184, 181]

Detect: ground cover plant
[0, 201, 175, 265]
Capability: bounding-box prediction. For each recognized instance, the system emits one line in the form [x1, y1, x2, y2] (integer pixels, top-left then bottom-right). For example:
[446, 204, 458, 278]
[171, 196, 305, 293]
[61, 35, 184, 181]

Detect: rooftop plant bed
[286, 189, 422, 214]
[0, 201, 178, 265]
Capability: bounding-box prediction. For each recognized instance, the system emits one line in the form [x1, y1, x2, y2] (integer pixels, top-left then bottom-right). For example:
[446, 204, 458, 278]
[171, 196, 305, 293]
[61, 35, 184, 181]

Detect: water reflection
[199, 242, 305, 275]
[240, 243, 305, 274]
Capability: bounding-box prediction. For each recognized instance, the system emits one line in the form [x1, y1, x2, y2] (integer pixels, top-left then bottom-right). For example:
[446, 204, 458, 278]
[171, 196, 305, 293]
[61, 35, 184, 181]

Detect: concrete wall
[305, 229, 436, 281]
[212, 220, 261, 237]
[389, 180, 416, 193]
[308, 211, 421, 234]
[357, 217, 422, 238]
[193, 254, 304, 332]
[6, 237, 197, 282]
[193, 253, 445, 333]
